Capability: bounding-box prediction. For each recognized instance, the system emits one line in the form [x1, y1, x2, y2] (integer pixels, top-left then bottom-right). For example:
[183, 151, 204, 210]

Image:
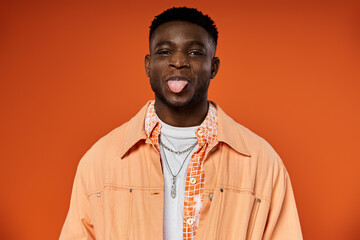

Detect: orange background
[1, 0, 359, 239]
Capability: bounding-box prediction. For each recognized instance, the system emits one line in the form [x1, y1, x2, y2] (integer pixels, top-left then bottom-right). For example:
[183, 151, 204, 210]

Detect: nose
[169, 51, 190, 69]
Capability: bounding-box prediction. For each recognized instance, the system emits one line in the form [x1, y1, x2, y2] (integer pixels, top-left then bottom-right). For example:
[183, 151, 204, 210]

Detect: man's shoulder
[218, 106, 277, 153]
[78, 102, 150, 167]
[219, 110, 288, 192]
[217, 105, 283, 168]
[78, 121, 131, 165]
[95, 120, 131, 150]
[238, 122, 278, 156]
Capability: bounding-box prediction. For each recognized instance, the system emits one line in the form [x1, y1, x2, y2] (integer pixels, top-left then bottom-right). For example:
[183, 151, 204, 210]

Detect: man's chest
[86, 142, 271, 240]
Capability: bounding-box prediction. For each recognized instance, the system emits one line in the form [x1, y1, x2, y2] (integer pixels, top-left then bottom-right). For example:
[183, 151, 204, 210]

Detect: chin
[155, 92, 193, 109]
[165, 96, 192, 108]
[153, 86, 201, 109]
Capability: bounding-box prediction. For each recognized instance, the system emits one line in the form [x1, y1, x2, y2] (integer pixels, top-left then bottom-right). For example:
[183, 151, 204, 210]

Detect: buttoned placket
[144, 101, 218, 240]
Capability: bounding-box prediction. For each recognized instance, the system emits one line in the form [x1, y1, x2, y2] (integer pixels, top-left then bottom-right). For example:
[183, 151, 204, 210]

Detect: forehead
[150, 21, 213, 49]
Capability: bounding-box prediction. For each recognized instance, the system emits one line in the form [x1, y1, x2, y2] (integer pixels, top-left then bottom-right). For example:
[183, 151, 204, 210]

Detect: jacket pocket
[246, 197, 261, 240]
[88, 186, 133, 240]
[214, 188, 269, 240]
[246, 195, 270, 240]
[88, 191, 105, 239]
[214, 188, 225, 239]
[127, 188, 134, 239]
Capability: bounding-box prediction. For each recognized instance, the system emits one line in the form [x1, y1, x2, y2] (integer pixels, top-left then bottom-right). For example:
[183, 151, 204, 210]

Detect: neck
[154, 97, 209, 127]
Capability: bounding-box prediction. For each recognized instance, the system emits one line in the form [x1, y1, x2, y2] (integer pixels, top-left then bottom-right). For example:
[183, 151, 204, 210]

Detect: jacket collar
[212, 101, 251, 157]
[119, 101, 150, 159]
[120, 101, 251, 159]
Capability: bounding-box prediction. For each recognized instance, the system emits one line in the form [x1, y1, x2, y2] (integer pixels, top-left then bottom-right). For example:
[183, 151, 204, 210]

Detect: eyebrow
[154, 40, 206, 49]
[154, 41, 173, 49]
[186, 41, 206, 48]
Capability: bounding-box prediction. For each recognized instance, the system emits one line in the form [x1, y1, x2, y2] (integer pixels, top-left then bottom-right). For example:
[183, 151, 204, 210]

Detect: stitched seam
[247, 198, 261, 240]
[98, 192, 104, 239]
[127, 191, 133, 240]
[216, 185, 270, 202]
[87, 184, 163, 197]
[215, 188, 225, 239]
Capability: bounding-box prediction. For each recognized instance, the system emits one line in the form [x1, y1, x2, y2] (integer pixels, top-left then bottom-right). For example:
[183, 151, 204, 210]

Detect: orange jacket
[60, 101, 303, 240]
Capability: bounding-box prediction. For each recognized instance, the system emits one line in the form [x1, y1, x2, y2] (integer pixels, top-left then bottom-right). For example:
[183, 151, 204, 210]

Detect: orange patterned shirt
[144, 100, 217, 240]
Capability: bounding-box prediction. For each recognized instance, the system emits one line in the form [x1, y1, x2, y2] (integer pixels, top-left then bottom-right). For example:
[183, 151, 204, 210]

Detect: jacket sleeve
[263, 165, 303, 240]
[59, 158, 96, 240]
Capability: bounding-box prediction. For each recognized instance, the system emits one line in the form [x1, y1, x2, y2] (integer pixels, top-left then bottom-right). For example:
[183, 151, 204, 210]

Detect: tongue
[168, 80, 188, 93]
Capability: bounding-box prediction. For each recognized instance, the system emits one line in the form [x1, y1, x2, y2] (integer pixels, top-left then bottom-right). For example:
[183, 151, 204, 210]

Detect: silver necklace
[159, 136, 198, 155]
[159, 135, 197, 198]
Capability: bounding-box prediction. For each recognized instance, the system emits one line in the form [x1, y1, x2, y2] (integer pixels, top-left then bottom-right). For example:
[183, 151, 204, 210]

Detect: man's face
[145, 21, 219, 108]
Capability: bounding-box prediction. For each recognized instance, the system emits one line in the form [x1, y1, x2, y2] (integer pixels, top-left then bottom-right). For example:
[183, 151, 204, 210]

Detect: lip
[166, 75, 190, 82]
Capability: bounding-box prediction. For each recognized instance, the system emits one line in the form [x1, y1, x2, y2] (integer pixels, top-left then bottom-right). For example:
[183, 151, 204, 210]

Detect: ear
[210, 57, 220, 79]
[145, 54, 151, 77]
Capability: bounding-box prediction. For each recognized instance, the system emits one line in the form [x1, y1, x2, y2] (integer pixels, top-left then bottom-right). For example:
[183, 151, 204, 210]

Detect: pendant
[171, 176, 176, 198]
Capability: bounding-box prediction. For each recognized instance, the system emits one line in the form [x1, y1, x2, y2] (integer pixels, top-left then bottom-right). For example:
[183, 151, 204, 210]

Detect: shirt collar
[144, 100, 217, 147]
[119, 100, 251, 159]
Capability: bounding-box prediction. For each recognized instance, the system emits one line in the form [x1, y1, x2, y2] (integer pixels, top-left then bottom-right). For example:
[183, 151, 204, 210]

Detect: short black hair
[149, 7, 218, 46]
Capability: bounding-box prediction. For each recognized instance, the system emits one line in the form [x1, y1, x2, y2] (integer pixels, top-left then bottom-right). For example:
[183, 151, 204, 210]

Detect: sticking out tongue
[168, 80, 188, 93]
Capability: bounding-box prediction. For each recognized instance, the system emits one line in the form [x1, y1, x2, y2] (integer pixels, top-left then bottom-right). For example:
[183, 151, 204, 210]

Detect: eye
[189, 50, 205, 56]
[156, 50, 171, 56]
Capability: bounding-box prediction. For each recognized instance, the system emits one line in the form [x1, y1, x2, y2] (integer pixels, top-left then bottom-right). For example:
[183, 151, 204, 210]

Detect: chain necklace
[159, 135, 198, 198]
[159, 135, 198, 155]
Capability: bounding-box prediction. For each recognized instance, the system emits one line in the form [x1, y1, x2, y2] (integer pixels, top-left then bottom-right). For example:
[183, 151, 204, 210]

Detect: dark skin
[145, 21, 220, 127]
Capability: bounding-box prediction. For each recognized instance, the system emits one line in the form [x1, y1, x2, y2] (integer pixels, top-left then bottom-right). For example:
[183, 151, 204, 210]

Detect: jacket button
[209, 193, 214, 201]
[187, 218, 194, 225]
[97, 193, 101, 197]
[190, 178, 197, 185]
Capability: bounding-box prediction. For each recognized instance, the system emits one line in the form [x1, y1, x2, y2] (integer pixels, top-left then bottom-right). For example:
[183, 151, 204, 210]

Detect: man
[60, 7, 302, 240]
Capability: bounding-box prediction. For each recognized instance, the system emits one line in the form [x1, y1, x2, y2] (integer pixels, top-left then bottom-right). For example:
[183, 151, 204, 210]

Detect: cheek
[193, 62, 212, 77]
[150, 60, 168, 76]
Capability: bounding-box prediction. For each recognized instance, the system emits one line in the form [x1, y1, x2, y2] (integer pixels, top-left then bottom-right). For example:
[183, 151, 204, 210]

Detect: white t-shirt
[157, 117, 199, 240]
